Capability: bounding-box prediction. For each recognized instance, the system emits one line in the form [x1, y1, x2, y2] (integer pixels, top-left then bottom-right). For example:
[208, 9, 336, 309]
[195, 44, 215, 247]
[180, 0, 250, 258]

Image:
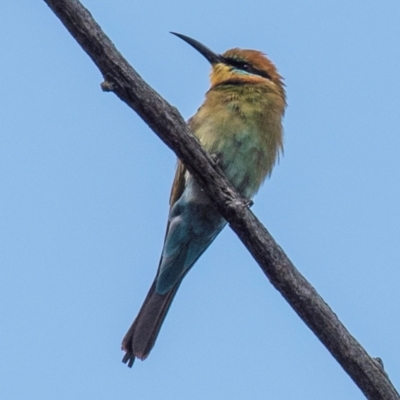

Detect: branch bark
[43, 1, 399, 399]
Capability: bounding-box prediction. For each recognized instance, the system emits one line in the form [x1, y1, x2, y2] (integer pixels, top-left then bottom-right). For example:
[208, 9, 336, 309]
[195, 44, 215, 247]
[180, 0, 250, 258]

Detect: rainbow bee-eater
[122, 33, 286, 367]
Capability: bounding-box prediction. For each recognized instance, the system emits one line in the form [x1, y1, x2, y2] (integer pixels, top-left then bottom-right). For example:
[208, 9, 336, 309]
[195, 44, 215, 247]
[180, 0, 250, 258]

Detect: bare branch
[42, 1, 399, 398]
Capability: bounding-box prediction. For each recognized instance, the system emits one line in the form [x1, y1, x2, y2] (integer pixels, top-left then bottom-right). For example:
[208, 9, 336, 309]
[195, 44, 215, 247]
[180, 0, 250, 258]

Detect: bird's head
[171, 32, 285, 99]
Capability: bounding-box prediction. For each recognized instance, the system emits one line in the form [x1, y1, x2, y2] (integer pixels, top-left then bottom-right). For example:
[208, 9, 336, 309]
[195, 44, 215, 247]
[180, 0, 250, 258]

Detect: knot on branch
[101, 80, 115, 92]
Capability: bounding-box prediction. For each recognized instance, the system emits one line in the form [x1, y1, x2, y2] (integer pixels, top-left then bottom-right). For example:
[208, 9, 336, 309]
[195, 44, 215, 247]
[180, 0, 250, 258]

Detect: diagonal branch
[43, 1, 399, 399]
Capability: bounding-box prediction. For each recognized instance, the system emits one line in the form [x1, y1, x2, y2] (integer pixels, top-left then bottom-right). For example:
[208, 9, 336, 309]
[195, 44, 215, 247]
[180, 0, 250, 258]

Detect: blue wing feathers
[156, 192, 226, 294]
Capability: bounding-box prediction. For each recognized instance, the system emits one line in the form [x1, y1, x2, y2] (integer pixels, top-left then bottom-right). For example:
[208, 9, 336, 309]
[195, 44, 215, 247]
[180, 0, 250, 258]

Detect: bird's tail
[121, 280, 180, 367]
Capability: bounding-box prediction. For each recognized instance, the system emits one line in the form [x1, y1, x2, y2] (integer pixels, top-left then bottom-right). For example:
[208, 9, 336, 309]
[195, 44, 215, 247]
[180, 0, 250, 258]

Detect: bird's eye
[241, 63, 251, 71]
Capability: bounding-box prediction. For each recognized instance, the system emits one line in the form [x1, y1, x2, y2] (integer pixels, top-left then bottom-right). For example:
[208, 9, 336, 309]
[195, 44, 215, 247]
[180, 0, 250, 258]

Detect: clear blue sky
[1, 1, 400, 399]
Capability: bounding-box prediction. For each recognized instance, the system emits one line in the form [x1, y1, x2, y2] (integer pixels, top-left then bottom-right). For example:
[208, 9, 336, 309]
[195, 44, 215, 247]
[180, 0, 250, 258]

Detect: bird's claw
[210, 153, 220, 166]
[245, 199, 254, 208]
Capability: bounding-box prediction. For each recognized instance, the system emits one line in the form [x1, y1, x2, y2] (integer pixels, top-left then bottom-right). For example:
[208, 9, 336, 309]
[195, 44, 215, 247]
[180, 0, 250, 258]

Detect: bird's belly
[194, 106, 278, 199]
[213, 132, 268, 199]
[222, 135, 264, 198]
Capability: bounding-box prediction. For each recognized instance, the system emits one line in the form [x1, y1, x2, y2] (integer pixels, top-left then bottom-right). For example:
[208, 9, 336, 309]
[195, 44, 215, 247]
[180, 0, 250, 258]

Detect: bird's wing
[168, 113, 200, 207]
[169, 160, 186, 207]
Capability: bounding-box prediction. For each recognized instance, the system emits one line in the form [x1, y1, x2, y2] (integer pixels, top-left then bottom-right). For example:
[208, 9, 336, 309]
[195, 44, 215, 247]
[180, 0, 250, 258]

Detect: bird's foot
[209, 153, 220, 166]
[244, 199, 254, 208]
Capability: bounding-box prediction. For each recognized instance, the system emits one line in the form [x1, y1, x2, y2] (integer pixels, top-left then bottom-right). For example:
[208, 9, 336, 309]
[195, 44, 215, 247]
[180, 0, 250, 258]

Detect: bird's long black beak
[170, 32, 224, 65]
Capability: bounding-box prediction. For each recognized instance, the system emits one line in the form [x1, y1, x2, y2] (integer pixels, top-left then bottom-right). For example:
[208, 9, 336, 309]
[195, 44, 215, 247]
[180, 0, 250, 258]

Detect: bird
[121, 32, 286, 367]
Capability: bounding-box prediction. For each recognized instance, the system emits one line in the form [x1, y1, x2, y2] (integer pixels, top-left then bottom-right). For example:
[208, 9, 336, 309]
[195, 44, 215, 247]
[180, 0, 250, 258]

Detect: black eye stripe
[223, 57, 272, 80]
